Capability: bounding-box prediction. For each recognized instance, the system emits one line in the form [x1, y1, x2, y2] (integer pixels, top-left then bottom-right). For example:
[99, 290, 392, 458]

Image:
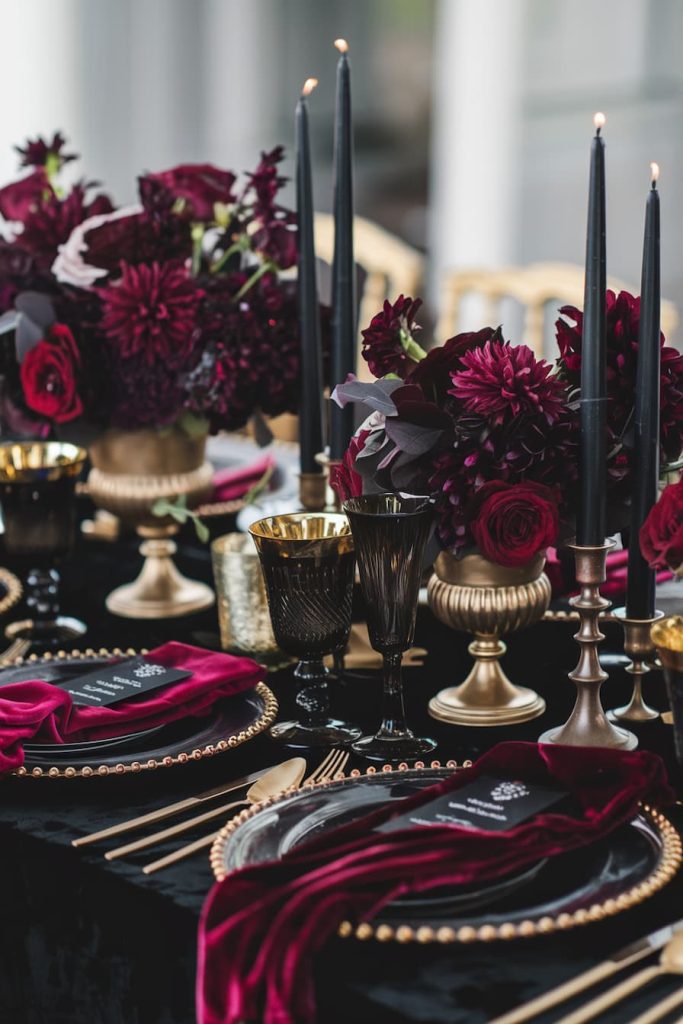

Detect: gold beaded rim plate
[8, 648, 277, 780]
[210, 764, 682, 945]
[0, 567, 22, 617]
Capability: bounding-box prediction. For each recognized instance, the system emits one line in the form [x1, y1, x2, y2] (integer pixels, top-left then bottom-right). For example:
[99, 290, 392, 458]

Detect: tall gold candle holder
[539, 541, 637, 749]
[608, 608, 664, 723]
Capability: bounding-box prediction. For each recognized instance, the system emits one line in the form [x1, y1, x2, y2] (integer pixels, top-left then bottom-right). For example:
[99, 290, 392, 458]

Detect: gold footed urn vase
[428, 552, 550, 726]
[88, 427, 215, 619]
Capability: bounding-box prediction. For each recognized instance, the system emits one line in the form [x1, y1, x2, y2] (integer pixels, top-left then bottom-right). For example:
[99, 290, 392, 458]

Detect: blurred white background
[1, 0, 681, 342]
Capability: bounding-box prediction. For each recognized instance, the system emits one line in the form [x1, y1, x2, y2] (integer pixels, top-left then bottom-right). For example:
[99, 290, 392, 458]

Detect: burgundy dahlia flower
[449, 340, 567, 426]
[408, 326, 501, 403]
[361, 294, 424, 379]
[99, 261, 202, 368]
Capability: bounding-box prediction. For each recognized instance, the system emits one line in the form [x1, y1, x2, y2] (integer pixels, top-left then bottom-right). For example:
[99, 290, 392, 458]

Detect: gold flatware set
[492, 918, 683, 1024]
[72, 747, 350, 875]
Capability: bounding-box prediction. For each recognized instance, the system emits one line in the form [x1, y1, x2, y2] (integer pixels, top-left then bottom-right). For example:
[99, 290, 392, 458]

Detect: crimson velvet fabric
[0, 641, 262, 774]
[198, 742, 673, 1024]
[212, 456, 275, 502]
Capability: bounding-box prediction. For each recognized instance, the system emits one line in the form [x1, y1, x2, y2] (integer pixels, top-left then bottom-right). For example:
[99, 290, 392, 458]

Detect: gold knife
[71, 766, 271, 847]
[489, 919, 683, 1024]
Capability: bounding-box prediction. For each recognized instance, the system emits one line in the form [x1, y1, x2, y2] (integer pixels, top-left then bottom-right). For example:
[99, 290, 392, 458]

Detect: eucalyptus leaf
[151, 495, 209, 545]
[332, 377, 403, 416]
[177, 411, 210, 441]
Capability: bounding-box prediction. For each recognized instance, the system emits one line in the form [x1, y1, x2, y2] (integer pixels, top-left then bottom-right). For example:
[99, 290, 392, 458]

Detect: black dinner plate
[0, 654, 273, 771]
[218, 769, 670, 926]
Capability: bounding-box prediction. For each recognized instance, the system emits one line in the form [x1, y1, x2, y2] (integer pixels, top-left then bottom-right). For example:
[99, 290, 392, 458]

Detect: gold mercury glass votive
[211, 533, 287, 668]
[651, 615, 683, 765]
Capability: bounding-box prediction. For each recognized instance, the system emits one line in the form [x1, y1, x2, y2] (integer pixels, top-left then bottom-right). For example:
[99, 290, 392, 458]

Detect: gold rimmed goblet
[0, 441, 87, 644]
[249, 512, 361, 747]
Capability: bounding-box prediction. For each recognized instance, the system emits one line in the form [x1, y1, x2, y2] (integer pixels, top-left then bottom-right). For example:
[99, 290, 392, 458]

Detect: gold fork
[139, 747, 350, 875]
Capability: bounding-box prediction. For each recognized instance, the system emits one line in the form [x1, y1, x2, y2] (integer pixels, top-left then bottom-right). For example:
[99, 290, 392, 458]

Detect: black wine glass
[249, 512, 361, 747]
[0, 441, 87, 644]
[343, 493, 436, 762]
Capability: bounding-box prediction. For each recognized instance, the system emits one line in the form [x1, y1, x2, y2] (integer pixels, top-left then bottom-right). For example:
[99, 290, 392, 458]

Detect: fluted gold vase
[428, 552, 549, 726]
[88, 427, 214, 619]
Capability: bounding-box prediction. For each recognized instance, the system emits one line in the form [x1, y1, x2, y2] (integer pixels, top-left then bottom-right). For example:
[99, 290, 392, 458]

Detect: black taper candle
[626, 164, 661, 619]
[577, 112, 608, 546]
[296, 78, 325, 475]
[330, 38, 356, 460]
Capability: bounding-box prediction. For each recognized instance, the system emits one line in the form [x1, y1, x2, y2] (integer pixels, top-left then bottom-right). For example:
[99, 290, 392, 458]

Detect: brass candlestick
[608, 608, 664, 722]
[539, 541, 637, 749]
[298, 471, 327, 511]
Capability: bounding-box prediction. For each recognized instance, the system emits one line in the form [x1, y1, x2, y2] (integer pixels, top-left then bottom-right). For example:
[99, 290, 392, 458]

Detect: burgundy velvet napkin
[212, 456, 275, 503]
[197, 742, 673, 1024]
[0, 641, 262, 774]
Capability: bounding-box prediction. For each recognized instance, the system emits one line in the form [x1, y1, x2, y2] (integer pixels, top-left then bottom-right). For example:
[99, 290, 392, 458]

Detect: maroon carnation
[361, 295, 423, 379]
[20, 323, 83, 423]
[99, 261, 201, 368]
[450, 341, 566, 426]
[640, 479, 683, 572]
[467, 481, 559, 567]
[330, 429, 371, 502]
[143, 164, 236, 221]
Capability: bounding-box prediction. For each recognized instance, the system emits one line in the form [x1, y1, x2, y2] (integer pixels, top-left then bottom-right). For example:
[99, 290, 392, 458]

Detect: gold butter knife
[489, 919, 683, 1024]
[71, 766, 271, 847]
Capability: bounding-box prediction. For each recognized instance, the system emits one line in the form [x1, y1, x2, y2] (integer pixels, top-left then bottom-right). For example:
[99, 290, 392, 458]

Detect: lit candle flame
[334, 38, 349, 54]
[651, 161, 660, 186]
[593, 111, 606, 133]
[302, 77, 318, 98]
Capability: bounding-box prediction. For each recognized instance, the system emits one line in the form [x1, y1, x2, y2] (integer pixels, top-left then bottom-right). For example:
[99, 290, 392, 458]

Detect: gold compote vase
[88, 427, 214, 618]
[428, 552, 549, 726]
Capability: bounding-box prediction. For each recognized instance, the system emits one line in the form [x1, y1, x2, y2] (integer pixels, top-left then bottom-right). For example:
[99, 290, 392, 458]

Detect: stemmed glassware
[0, 441, 87, 644]
[249, 512, 361, 746]
[343, 493, 436, 762]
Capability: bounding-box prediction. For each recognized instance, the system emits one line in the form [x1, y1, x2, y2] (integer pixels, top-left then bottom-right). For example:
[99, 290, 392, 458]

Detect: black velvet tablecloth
[1, 525, 683, 1024]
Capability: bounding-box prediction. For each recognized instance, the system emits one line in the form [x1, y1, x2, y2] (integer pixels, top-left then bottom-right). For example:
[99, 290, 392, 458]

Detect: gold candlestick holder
[298, 471, 327, 511]
[539, 541, 637, 749]
[608, 608, 664, 723]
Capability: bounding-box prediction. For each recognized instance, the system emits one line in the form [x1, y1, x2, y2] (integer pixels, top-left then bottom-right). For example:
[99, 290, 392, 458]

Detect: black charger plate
[211, 767, 681, 943]
[1, 651, 277, 778]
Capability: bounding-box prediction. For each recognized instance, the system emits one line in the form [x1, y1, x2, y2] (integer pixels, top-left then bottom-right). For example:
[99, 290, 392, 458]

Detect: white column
[0, 0, 82, 186]
[428, 0, 525, 301]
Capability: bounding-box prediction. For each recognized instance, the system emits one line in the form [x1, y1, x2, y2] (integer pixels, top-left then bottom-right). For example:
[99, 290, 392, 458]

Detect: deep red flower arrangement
[640, 477, 683, 574]
[332, 291, 683, 567]
[0, 132, 303, 438]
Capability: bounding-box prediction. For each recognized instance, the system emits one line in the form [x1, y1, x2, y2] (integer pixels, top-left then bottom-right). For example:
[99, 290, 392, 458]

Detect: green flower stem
[233, 260, 277, 301]
[210, 235, 250, 274]
[191, 224, 205, 276]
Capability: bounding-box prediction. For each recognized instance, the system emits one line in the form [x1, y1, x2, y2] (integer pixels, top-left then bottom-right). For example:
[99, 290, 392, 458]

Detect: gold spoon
[556, 932, 683, 1024]
[106, 757, 306, 862]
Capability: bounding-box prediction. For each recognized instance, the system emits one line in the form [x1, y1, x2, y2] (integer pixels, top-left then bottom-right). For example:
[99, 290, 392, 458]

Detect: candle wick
[651, 179, 657, 191]
[595, 125, 602, 137]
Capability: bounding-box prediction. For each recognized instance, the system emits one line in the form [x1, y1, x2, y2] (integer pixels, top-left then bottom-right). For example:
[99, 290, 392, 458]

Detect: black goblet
[343, 493, 436, 762]
[0, 441, 87, 644]
[249, 512, 361, 747]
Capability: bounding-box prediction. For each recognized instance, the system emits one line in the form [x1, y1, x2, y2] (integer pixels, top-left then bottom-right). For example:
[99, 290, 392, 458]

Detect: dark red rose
[467, 480, 559, 567]
[330, 429, 371, 502]
[252, 221, 297, 269]
[20, 323, 83, 423]
[640, 479, 683, 571]
[0, 169, 48, 222]
[142, 164, 236, 221]
[409, 326, 500, 403]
